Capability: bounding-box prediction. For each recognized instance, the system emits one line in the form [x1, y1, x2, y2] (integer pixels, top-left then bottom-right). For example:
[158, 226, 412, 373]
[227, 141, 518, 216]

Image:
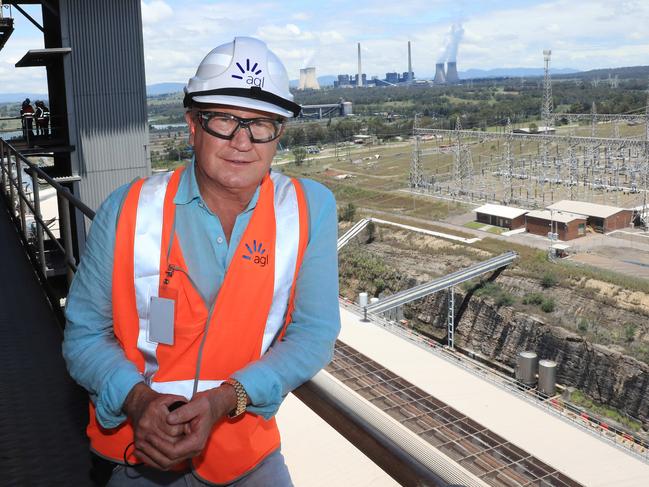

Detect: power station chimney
[357, 42, 363, 87]
[446, 61, 459, 83]
[407, 41, 413, 83]
[298, 67, 320, 90]
[434, 62, 446, 84]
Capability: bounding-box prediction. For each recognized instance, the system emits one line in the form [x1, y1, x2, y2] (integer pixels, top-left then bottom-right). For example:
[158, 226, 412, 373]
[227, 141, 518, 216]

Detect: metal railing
[340, 299, 649, 463]
[0, 138, 94, 284]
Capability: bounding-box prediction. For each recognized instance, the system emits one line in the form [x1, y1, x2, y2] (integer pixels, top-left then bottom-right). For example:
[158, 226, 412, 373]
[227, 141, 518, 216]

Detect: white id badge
[148, 296, 175, 345]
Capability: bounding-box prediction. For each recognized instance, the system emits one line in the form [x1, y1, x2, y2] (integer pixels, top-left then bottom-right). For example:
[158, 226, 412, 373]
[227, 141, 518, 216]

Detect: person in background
[34, 100, 50, 137]
[63, 36, 340, 486]
[20, 98, 34, 142]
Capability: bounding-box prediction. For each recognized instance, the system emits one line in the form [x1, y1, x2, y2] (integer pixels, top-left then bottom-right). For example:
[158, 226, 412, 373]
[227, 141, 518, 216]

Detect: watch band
[226, 378, 248, 418]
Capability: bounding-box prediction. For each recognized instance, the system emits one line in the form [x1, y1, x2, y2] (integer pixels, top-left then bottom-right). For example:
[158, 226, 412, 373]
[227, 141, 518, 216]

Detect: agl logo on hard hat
[232, 59, 265, 88]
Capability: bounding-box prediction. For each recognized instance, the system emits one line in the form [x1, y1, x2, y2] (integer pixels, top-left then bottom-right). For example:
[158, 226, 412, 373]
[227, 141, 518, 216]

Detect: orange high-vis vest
[86, 167, 309, 484]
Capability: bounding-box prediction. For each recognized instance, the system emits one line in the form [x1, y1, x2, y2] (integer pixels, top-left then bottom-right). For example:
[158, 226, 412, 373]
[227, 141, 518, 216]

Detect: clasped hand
[124, 383, 237, 470]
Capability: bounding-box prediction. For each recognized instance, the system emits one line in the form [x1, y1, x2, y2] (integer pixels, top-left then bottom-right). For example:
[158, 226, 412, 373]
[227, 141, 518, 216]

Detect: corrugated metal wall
[60, 0, 150, 211]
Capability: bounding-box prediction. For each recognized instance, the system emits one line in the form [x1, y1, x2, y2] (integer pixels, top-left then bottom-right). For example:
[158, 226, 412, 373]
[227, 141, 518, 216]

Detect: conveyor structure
[365, 251, 517, 348]
[337, 217, 370, 251]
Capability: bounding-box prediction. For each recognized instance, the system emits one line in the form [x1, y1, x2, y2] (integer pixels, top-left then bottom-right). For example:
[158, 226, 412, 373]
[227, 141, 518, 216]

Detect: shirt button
[217, 236, 224, 244]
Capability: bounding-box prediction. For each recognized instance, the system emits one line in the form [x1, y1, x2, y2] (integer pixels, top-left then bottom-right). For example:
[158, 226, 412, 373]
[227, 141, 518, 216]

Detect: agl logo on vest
[242, 240, 268, 267]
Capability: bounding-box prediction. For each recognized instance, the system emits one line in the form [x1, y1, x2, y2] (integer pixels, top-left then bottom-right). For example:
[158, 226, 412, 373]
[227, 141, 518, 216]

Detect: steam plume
[439, 22, 464, 63]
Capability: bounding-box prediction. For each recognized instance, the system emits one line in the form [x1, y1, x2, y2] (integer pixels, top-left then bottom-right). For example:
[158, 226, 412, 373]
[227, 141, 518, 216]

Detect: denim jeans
[107, 449, 293, 487]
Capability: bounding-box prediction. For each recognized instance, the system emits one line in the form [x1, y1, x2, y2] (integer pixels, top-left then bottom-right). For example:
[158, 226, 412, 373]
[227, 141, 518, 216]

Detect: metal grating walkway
[327, 340, 583, 487]
[0, 199, 92, 486]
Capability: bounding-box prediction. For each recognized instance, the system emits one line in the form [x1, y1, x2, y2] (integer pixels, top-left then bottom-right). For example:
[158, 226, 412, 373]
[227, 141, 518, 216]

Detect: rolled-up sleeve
[232, 179, 341, 419]
[62, 184, 143, 428]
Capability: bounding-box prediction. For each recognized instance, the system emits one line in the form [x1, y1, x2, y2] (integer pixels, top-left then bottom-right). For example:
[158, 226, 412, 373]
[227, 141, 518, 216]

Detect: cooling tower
[446, 61, 459, 83]
[298, 67, 320, 90]
[434, 63, 446, 84]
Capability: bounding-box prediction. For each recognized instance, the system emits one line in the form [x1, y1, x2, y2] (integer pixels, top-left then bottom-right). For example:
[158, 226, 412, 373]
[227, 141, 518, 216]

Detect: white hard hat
[183, 36, 301, 118]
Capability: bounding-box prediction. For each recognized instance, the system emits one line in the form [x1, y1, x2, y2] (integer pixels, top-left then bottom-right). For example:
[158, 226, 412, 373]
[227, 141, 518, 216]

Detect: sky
[1, 0, 649, 94]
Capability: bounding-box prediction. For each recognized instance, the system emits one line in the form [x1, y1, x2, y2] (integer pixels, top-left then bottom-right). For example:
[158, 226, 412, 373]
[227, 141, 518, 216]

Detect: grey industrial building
[8, 0, 150, 250]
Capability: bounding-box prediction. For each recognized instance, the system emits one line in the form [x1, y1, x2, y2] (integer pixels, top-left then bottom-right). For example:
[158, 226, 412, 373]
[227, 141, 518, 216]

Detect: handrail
[0, 137, 94, 283]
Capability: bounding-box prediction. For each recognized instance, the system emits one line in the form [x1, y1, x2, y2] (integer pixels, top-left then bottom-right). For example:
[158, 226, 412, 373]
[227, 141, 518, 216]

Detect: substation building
[525, 210, 587, 241]
[474, 204, 527, 230]
[547, 200, 632, 233]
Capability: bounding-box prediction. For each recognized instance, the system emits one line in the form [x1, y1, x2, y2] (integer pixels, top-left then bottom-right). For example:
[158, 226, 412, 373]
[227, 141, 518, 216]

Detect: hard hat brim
[185, 87, 301, 119]
[192, 94, 295, 118]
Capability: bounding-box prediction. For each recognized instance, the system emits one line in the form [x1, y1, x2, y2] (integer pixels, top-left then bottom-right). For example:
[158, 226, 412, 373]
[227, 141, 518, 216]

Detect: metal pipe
[15, 155, 27, 236]
[30, 170, 46, 275]
[8, 149, 15, 217]
[294, 371, 488, 487]
[0, 143, 6, 192]
[59, 194, 76, 284]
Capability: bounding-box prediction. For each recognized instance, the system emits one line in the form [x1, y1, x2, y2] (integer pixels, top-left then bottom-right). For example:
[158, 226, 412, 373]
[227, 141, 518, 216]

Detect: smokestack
[357, 42, 363, 87]
[446, 61, 459, 83]
[298, 67, 320, 90]
[407, 41, 412, 83]
[434, 63, 446, 84]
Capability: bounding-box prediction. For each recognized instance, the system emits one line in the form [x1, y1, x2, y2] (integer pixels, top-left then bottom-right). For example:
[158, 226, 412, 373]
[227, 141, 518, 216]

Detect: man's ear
[185, 111, 196, 145]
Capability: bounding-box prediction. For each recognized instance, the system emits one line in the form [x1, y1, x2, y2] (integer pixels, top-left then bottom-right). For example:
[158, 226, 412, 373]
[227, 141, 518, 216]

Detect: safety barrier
[0, 138, 94, 284]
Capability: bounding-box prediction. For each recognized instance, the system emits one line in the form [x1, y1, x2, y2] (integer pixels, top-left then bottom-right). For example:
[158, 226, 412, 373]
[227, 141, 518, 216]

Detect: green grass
[569, 390, 643, 432]
[464, 221, 485, 230]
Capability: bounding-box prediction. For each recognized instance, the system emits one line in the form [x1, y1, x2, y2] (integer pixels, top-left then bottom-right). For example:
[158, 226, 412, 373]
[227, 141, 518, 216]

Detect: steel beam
[367, 251, 517, 314]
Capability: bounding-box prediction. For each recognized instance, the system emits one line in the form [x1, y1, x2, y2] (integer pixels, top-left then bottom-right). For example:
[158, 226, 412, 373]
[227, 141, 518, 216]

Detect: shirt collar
[173, 157, 261, 213]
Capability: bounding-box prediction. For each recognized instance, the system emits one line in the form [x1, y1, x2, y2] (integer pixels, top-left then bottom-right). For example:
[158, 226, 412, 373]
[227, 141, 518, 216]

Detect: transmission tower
[542, 50, 554, 129]
[453, 116, 473, 192]
[503, 118, 514, 203]
[410, 113, 423, 188]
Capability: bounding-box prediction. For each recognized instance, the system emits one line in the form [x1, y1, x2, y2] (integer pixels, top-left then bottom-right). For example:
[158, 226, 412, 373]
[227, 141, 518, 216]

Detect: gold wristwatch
[226, 378, 248, 418]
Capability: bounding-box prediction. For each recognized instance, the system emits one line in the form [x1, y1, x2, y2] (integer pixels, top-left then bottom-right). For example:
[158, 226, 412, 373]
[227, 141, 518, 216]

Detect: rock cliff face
[338, 235, 649, 427]
[448, 294, 649, 426]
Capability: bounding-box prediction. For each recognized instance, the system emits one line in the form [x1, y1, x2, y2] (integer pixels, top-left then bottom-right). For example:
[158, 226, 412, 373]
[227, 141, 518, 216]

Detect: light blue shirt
[62, 160, 340, 428]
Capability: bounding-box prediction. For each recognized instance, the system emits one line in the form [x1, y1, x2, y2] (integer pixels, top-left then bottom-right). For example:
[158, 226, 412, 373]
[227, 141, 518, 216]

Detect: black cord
[123, 441, 143, 467]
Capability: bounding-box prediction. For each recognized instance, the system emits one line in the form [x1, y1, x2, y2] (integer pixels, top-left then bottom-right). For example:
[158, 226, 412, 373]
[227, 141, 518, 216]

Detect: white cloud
[141, 0, 173, 25]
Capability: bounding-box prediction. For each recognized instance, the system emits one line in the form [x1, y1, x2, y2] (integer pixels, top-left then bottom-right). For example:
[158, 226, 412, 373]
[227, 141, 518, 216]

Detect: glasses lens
[248, 120, 280, 142]
[204, 114, 238, 137]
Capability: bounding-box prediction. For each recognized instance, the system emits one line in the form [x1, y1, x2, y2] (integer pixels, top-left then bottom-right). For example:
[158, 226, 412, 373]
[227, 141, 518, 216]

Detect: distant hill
[554, 65, 649, 80]
[0, 93, 48, 104]
[146, 83, 185, 96]
[459, 68, 580, 79]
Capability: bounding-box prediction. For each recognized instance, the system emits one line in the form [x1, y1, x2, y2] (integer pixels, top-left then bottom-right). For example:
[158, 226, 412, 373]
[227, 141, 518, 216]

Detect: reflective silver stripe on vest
[151, 379, 224, 400]
[132, 170, 302, 398]
[262, 172, 300, 354]
[134, 171, 173, 383]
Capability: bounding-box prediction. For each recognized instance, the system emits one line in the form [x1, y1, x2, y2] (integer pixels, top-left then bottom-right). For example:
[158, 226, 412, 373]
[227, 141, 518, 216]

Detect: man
[20, 98, 34, 141]
[34, 100, 50, 137]
[63, 37, 340, 486]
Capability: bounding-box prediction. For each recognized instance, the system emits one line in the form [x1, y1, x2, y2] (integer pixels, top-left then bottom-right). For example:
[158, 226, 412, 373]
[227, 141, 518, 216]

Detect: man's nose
[230, 124, 253, 150]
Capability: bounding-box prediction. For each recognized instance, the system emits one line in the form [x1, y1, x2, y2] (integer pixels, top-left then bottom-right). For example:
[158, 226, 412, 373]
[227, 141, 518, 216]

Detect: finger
[156, 420, 186, 439]
[134, 447, 167, 471]
[167, 400, 203, 425]
[146, 432, 187, 461]
[136, 439, 177, 470]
